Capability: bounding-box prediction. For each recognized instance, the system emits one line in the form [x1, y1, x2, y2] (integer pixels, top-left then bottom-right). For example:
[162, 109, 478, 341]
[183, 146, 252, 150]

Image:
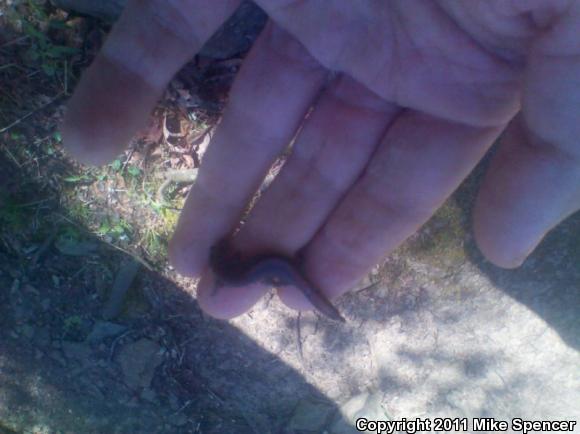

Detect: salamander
[209, 238, 345, 322]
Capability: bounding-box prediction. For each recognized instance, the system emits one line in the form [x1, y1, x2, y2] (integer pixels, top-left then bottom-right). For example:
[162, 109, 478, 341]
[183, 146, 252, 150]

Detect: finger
[475, 6, 580, 267]
[474, 118, 580, 268]
[230, 75, 398, 313]
[300, 112, 505, 302]
[169, 23, 328, 277]
[197, 274, 268, 320]
[62, 0, 241, 165]
[237, 75, 398, 250]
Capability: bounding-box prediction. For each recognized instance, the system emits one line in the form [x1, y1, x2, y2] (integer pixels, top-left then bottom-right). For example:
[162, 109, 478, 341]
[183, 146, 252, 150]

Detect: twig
[0, 35, 29, 49]
[296, 312, 304, 363]
[64, 60, 69, 95]
[355, 281, 381, 293]
[0, 92, 63, 134]
[109, 329, 137, 362]
[120, 147, 135, 173]
[156, 168, 199, 203]
[101, 237, 153, 271]
[1, 145, 22, 167]
[171, 400, 193, 417]
[16, 197, 54, 208]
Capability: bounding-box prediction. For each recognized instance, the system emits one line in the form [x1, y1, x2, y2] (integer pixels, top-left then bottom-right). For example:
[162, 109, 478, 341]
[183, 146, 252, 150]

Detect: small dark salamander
[210, 238, 345, 322]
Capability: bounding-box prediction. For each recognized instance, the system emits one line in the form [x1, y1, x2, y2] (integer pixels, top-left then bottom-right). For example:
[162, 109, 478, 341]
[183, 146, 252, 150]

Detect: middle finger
[198, 75, 398, 318]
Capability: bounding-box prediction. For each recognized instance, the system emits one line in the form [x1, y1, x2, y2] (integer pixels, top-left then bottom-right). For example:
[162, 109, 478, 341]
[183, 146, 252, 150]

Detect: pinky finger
[62, 0, 240, 165]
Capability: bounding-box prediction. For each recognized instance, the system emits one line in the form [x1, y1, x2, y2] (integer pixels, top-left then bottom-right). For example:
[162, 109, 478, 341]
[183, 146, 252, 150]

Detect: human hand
[62, 0, 580, 319]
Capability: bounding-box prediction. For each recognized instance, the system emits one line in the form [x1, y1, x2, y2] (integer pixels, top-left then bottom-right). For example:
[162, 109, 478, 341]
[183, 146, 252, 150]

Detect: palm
[63, 0, 580, 319]
[265, 0, 520, 125]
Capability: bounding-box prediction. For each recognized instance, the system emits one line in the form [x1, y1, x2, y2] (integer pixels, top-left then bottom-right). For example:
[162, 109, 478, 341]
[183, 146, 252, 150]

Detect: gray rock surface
[86, 320, 127, 343]
[117, 338, 164, 390]
[226, 201, 580, 432]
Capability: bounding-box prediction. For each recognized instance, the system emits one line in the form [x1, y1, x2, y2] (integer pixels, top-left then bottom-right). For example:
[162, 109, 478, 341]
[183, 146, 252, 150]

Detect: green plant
[66, 201, 92, 222]
[10, 132, 24, 141]
[62, 174, 93, 183]
[97, 218, 133, 241]
[18, 2, 79, 77]
[127, 165, 141, 177]
[110, 159, 122, 172]
[141, 226, 168, 260]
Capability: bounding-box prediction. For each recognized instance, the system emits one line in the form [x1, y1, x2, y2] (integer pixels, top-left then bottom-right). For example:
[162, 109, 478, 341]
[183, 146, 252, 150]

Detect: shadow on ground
[455, 148, 580, 351]
[0, 154, 346, 434]
[1, 125, 578, 434]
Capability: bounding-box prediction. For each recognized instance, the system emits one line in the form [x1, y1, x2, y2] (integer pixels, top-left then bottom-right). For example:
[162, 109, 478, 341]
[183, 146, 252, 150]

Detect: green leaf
[112, 224, 125, 235]
[127, 166, 141, 177]
[63, 174, 92, 183]
[98, 221, 111, 234]
[111, 159, 122, 172]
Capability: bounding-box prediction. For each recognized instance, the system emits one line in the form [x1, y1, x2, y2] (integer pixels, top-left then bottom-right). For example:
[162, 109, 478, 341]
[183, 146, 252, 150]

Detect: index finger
[62, 0, 240, 165]
[168, 24, 328, 277]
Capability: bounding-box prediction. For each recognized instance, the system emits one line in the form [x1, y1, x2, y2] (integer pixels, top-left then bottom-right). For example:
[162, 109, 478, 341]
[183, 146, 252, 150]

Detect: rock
[54, 237, 98, 256]
[117, 338, 164, 390]
[101, 259, 140, 320]
[62, 341, 93, 368]
[86, 320, 127, 343]
[288, 398, 334, 433]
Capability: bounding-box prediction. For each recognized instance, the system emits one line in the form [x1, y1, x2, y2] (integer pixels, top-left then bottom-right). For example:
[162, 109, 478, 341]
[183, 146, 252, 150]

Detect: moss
[407, 200, 468, 269]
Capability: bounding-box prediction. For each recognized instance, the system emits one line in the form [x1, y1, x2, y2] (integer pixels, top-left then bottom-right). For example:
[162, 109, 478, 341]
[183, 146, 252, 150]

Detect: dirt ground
[1, 2, 579, 434]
